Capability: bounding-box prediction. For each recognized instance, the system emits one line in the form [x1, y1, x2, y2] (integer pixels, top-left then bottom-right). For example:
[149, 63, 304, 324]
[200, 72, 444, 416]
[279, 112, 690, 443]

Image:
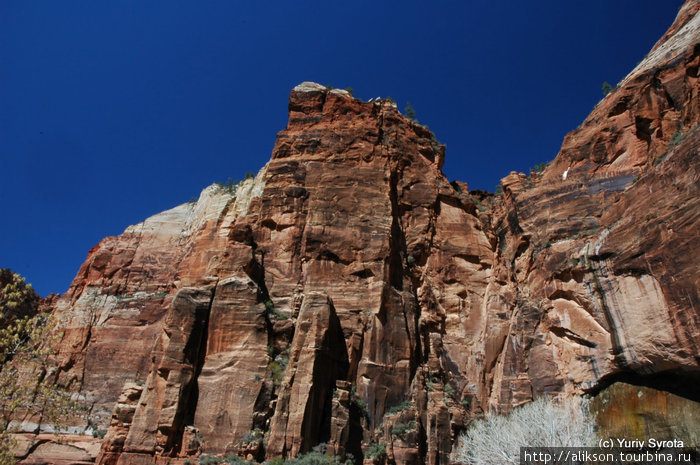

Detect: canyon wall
[11, 2, 700, 464]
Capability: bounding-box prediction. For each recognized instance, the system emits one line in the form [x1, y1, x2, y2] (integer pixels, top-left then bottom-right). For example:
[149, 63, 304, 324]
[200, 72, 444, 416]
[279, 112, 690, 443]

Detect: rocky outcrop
[9, 2, 700, 464]
[266, 292, 348, 458]
[591, 381, 700, 446]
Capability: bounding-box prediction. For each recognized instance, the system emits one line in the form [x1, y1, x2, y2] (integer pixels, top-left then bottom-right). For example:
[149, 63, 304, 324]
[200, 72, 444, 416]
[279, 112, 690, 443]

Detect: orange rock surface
[11, 3, 700, 464]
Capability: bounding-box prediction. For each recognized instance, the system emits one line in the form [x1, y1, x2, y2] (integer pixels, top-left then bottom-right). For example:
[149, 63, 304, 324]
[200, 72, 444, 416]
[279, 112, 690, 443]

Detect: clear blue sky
[0, 1, 685, 296]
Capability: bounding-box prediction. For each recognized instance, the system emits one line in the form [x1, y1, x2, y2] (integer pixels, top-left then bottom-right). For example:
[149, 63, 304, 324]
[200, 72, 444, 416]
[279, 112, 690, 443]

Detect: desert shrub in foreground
[453, 396, 597, 465]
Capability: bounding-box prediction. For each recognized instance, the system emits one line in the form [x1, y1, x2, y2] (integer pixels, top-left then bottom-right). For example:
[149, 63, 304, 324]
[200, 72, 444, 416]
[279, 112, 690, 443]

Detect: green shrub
[287, 444, 333, 465]
[241, 428, 263, 443]
[387, 399, 413, 415]
[269, 352, 289, 384]
[461, 397, 472, 411]
[602, 81, 613, 95]
[286, 445, 354, 465]
[669, 129, 687, 149]
[215, 177, 239, 195]
[199, 455, 223, 465]
[391, 420, 416, 437]
[532, 162, 548, 175]
[601, 81, 620, 96]
[264, 300, 289, 320]
[199, 454, 252, 465]
[269, 360, 284, 383]
[654, 152, 669, 166]
[350, 386, 369, 418]
[223, 455, 251, 465]
[366, 442, 386, 459]
[404, 101, 416, 120]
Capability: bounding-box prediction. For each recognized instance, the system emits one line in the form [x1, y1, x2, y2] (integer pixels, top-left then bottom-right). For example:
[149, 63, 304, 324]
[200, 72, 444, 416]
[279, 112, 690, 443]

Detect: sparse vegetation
[453, 396, 597, 465]
[284, 443, 354, 465]
[215, 177, 239, 195]
[365, 442, 387, 460]
[406, 254, 416, 267]
[602, 81, 614, 95]
[350, 385, 369, 418]
[345, 87, 354, 96]
[601, 81, 620, 96]
[391, 420, 416, 438]
[387, 399, 413, 415]
[241, 428, 263, 444]
[668, 127, 693, 150]
[404, 101, 416, 120]
[579, 227, 599, 238]
[654, 127, 691, 165]
[654, 152, 669, 166]
[199, 454, 252, 465]
[0, 270, 79, 465]
[264, 299, 289, 320]
[461, 397, 472, 411]
[268, 351, 289, 385]
[532, 162, 548, 175]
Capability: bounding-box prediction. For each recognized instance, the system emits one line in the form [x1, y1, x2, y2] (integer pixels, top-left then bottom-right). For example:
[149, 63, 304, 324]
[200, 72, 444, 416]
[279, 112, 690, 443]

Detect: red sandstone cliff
[9, 2, 700, 464]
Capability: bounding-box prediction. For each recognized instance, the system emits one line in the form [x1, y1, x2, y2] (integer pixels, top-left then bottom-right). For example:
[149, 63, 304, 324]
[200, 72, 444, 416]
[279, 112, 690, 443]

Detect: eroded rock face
[12, 2, 700, 464]
[591, 381, 700, 446]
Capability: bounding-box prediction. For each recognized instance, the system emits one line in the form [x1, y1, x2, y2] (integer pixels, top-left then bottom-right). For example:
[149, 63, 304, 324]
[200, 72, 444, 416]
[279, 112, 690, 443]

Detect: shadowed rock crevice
[266, 292, 349, 458]
[173, 284, 216, 451]
[95, 285, 217, 464]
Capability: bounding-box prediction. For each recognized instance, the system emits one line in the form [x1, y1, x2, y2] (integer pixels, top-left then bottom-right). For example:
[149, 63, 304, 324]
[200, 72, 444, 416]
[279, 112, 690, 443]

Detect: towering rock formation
[9, 2, 700, 464]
